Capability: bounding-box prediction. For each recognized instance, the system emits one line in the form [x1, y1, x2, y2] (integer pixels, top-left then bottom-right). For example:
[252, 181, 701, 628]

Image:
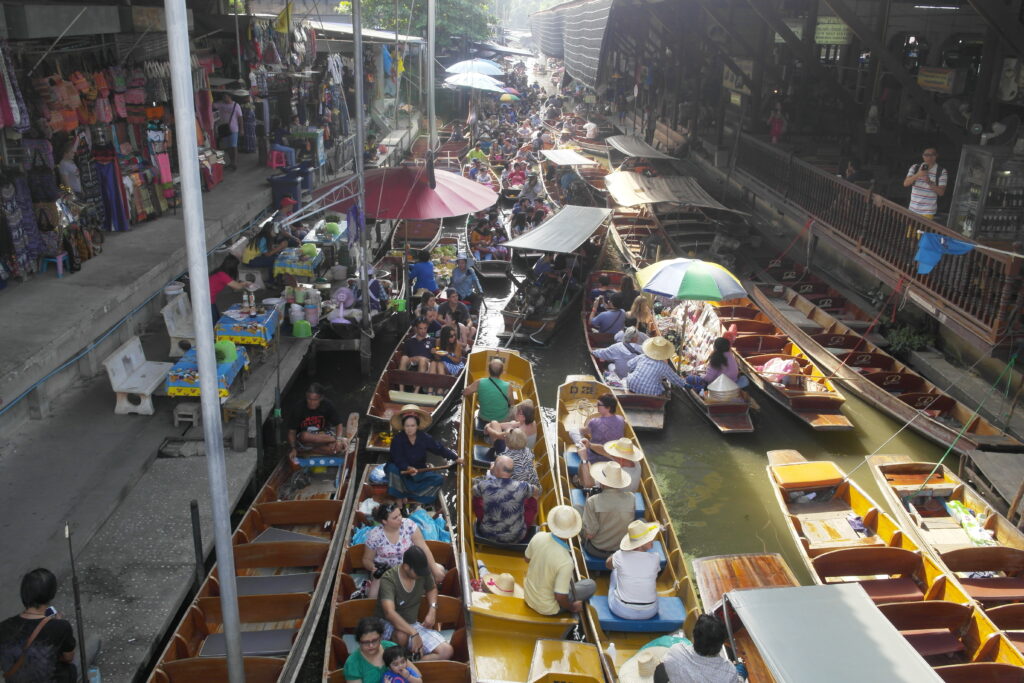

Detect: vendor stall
[214, 304, 280, 348]
[165, 346, 250, 399]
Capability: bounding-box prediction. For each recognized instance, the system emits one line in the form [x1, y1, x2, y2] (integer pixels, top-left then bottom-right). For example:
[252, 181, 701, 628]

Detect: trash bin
[268, 173, 302, 210]
[286, 162, 315, 193]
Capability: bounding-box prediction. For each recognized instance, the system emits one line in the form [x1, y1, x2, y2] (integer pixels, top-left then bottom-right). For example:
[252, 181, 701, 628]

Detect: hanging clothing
[93, 149, 130, 232]
[240, 105, 257, 153]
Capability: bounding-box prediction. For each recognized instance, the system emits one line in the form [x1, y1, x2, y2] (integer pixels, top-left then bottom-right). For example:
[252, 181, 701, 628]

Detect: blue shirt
[473, 476, 533, 543]
[450, 266, 481, 299]
[593, 341, 643, 374]
[388, 431, 456, 471]
[591, 309, 626, 334]
[625, 355, 687, 395]
[408, 261, 438, 293]
[404, 334, 433, 359]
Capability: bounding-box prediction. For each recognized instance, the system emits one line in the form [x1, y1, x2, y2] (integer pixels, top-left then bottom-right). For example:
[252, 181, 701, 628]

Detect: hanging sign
[722, 58, 753, 96]
[774, 19, 804, 44]
[815, 17, 853, 45]
[917, 66, 966, 95]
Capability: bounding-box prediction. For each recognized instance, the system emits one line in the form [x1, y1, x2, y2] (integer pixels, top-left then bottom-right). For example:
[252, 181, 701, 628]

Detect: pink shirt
[209, 271, 233, 303]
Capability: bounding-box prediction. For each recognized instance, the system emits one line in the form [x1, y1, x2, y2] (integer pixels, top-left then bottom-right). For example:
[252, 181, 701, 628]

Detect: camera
[372, 562, 390, 579]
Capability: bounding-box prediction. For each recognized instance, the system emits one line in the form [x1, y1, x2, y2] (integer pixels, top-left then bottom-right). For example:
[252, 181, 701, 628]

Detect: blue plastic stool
[39, 252, 70, 278]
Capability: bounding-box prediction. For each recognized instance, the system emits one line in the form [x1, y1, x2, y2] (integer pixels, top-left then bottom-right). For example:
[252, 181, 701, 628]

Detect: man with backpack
[903, 147, 947, 219]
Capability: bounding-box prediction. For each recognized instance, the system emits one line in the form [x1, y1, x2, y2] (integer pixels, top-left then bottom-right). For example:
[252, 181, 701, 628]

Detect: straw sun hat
[603, 438, 644, 462]
[591, 462, 631, 489]
[390, 404, 433, 431]
[620, 520, 661, 551]
[482, 572, 524, 598]
[617, 646, 674, 683]
[642, 336, 676, 361]
[546, 504, 583, 539]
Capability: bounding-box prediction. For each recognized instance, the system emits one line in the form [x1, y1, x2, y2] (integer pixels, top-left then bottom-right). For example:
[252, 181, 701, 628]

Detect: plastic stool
[173, 402, 202, 428]
[268, 150, 287, 169]
[40, 252, 70, 278]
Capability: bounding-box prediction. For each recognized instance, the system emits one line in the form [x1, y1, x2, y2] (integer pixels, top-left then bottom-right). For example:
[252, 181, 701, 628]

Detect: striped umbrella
[636, 258, 747, 301]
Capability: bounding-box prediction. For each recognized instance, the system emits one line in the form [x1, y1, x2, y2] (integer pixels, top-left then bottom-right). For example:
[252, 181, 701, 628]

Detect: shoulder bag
[3, 615, 54, 679]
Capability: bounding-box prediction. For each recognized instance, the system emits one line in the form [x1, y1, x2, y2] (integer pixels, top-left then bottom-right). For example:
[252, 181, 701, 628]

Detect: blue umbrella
[443, 72, 506, 93]
[445, 58, 503, 76]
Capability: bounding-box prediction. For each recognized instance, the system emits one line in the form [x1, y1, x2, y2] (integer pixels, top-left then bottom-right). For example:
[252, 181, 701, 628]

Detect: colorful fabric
[273, 246, 322, 279]
[914, 232, 974, 275]
[473, 475, 534, 543]
[215, 304, 280, 347]
[626, 355, 687, 395]
[907, 164, 947, 216]
[364, 518, 418, 568]
[165, 346, 249, 398]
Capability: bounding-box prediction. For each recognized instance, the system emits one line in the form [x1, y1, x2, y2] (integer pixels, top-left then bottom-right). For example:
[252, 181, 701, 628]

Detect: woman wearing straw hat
[567, 394, 625, 489]
[605, 520, 662, 620]
[624, 337, 689, 397]
[386, 405, 461, 505]
[581, 462, 635, 560]
[524, 505, 596, 616]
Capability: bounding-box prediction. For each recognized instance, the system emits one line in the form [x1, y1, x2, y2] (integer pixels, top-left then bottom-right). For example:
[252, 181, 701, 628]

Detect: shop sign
[774, 19, 804, 44]
[916, 66, 966, 95]
[126, 6, 194, 32]
[722, 58, 753, 96]
[730, 91, 743, 107]
[815, 17, 853, 45]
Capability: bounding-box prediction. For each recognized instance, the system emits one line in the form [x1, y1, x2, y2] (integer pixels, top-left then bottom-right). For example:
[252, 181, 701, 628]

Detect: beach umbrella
[332, 166, 498, 220]
[446, 58, 504, 76]
[444, 72, 506, 93]
[636, 258, 747, 301]
[503, 87, 521, 95]
[500, 93, 519, 102]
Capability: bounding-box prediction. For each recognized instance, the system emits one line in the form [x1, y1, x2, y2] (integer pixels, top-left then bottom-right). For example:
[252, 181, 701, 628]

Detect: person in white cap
[625, 337, 689, 396]
[581, 462, 635, 559]
[524, 505, 596, 615]
[605, 520, 662, 620]
[657, 614, 743, 683]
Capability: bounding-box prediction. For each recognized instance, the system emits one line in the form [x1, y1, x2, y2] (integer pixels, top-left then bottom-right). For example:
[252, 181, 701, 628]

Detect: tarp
[726, 585, 942, 682]
[604, 172, 745, 214]
[605, 135, 678, 160]
[541, 149, 599, 166]
[504, 206, 612, 254]
[530, 0, 613, 88]
[473, 41, 534, 57]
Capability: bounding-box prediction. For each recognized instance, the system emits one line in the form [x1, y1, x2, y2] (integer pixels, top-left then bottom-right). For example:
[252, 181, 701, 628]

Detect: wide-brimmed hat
[591, 461, 631, 489]
[617, 646, 674, 683]
[390, 404, 432, 431]
[546, 504, 582, 539]
[482, 572, 524, 598]
[620, 520, 661, 551]
[603, 438, 644, 462]
[642, 336, 675, 361]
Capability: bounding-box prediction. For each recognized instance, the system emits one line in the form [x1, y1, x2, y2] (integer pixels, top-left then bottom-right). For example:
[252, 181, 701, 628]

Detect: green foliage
[334, 0, 494, 50]
[885, 324, 935, 354]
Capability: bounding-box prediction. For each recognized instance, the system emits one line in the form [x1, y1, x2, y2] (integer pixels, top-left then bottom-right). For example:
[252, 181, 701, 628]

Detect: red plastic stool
[268, 150, 287, 169]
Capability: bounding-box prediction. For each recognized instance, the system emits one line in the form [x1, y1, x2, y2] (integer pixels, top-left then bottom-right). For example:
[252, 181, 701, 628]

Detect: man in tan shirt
[581, 462, 634, 559]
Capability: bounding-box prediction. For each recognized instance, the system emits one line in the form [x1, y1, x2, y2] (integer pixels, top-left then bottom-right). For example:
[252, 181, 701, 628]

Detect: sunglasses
[359, 636, 381, 647]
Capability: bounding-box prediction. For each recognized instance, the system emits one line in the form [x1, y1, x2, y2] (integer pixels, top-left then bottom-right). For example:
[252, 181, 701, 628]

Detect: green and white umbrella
[636, 258, 746, 301]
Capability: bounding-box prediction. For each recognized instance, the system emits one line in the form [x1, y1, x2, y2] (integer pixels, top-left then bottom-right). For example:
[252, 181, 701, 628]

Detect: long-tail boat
[323, 464, 469, 682]
[582, 270, 669, 430]
[751, 283, 1023, 455]
[465, 210, 512, 280]
[607, 207, 676, 271]
[390, 218, 443, 252]
[456, 349, 605, 682]
[713, 298, 852, 430]
[552, 375, 701, 681]
[148, 415, 360, 683]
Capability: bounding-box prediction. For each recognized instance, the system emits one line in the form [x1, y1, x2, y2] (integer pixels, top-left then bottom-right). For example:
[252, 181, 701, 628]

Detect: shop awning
[504, 206, 612, 254]
[304, 18, 423, 43]
[473, 41, 533, 57]
[726, 585, 941, 682]
[605, 135, 677, 160]
[530, 0, 614, 88]
[541, 149, 598, 166]
[604, 172, 745, 214]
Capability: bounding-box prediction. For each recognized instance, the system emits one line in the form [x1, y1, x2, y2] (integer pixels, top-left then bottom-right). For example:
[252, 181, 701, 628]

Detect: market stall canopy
[726, 585, 942, 682]
[446, 58, 504, 76]
[325, 167, 497, 220]
[504, 206, 611, 254]
[473, 41, 534, 57]
[605, 135, 678, 160]
[540, 149, 599, 166]
[304, 18, 423, 43]
[604, 172, 746, 214]
[443, 72, 506, 93]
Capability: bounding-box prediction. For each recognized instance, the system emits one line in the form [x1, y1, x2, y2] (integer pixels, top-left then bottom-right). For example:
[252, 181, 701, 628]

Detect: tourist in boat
[593, 326, 646, 378]
[512, 198, 532, 215]
[398, 320, 433, 392]
[363, 502, 447, 598]
[492, 427, 541, 489]
[619, 276, 640, 310]
[507, 162, 527, 186]
[468, 158, 485, 181]
[628, 294, 657, 334]
[529, 202, 548, 226]
[382, 645, 421, 683]
[590, 293, 627, 335]
[485, 400, 539, 457]
[0, 568, 78, 683]
[343, 617, 395, 683]
[470, 220, 497, 261]
[602, 438, 644, 492]
[510, 212, 529, 236]
[440, 287, 472, 326]
[287, 382, 345, 467]
[463, 358, 513, 430]
[568, 393, 626, 489]
[450, 255, 482, 310]
[605, 520, 662, 621]
[589, 274, 617, 300]
[521, 172, 544, 200]
[386, 405, 460, 505]
[524, 505, 596, 615]
[418, 291, 439, 313]
[375, 546, 455, 661]
[407, 249, 438, 294]
[584, 120, 600, 140]
[615, 317, 650, 343]
[430, 326, 465, 376]
[415, 306, 443, 335]
[465, 142, 488, 164]
[625, 337, 688, 397]
[656, 613, 743, 683]
[581, 462, 635, 559]
[694, 337, 749, 389]
[474, 454, 540, 543]
[440, 308, 475, 352]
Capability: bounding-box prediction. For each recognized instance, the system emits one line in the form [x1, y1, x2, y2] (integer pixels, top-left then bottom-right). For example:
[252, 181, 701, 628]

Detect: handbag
[3, 615, 53, 679]
[28, 152, 60, 202]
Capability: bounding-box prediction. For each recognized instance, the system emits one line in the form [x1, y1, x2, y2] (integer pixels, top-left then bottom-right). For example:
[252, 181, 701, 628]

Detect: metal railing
[733, 134, 1023, 347]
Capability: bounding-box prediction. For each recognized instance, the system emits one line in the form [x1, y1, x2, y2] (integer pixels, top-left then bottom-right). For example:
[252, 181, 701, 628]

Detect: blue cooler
[268, 173, 302, 209]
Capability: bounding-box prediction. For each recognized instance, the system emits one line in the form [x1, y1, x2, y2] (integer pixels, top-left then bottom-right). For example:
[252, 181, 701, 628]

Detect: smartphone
[45, 606, 57, 617]
[920, 163, 929, 171]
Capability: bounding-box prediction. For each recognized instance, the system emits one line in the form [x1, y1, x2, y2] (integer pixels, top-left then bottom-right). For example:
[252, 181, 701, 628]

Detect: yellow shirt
[524, 532, 574, 616]
[466, 148, 489, 163]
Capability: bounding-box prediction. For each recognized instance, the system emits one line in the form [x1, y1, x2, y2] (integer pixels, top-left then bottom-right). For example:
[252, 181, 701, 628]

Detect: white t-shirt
[610, 549, 660, 605]
[584, 122, 599, 139]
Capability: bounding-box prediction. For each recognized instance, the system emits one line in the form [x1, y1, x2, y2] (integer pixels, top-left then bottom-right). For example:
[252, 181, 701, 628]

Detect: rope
[771, 216, 815, 264]
[821, 276, 904, 382]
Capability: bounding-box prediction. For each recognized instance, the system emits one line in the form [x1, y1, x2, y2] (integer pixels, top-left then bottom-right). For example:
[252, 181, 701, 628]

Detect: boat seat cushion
[957, 577, 1024, 604]
[388, 389, 443, 407]
[772, 462, 845, 490]
[901, 629, 965, 658]
[253, 527, 328, 545]
[857, 578, 925, 604]
[473, 444, 493, 467]
[201, 628, 297, 657]
[591, 595, 684, 632]
[235, 572, 318, 596]
[570, 488, 645, 519]
[565, 449, 581, 476]
[582, 542, 667, 573]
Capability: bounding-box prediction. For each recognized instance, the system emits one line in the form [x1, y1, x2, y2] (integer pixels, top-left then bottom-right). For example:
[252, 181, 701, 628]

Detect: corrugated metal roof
[605, 172, 745, 214]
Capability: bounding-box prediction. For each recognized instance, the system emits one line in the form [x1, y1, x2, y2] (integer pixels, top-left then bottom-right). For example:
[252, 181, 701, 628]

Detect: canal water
[299, 240, 946, 586]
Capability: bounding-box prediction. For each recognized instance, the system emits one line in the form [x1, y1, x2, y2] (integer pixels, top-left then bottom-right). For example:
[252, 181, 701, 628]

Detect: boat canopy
[541, 149, 599, 166]
[605, 172, 745, 214]
[725, 585, 941, 682]
[504, 206, 612, 254]
[605, 135, 678, 160]
[473, 41, 534, 58]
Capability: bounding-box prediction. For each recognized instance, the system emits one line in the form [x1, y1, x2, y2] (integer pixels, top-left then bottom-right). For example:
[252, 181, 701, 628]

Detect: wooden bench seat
[935, 662, 1024, 683]
[955, 577, 1024, 603]
[879, 601, 970, 658]
[940, 547, 1024, 603]
[812, 547, 925, 603]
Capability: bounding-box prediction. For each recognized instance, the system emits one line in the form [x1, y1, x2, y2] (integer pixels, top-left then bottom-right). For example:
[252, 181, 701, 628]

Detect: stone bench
[102, 336, 172, 415]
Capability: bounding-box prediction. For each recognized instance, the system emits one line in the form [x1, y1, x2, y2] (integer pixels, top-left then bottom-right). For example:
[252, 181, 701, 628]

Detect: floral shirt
[365, 518, 417, 568]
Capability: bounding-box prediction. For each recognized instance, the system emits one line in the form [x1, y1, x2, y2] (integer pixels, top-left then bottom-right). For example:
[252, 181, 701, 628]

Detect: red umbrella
[320, 166, 498, 220]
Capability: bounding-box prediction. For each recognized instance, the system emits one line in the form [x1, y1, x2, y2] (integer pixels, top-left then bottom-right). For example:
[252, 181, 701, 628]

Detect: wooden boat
[148, 417, 360, 683]
[868, 454, 1024, 608]
[577, 164, 609, 195]
[465, 211, 512, 280]
[324, 464, 469, 682]
[756, 256, 875, 331]
[462, 162, 500, 194]
[713, 298, 853, 430]
[499, 171, 524, 200]
[390, 218, 442, 252]
[552, 375, 701, 681]
[607, 207, 676, 271]
[752, 284, 1024, 455]
[669, 300, 755, 433]
[582, 270, 669, 430]
[456, 350, 605, 682]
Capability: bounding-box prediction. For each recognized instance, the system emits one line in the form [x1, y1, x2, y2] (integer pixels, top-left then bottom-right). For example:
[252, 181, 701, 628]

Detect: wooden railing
[733, 134, 1023, 348]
